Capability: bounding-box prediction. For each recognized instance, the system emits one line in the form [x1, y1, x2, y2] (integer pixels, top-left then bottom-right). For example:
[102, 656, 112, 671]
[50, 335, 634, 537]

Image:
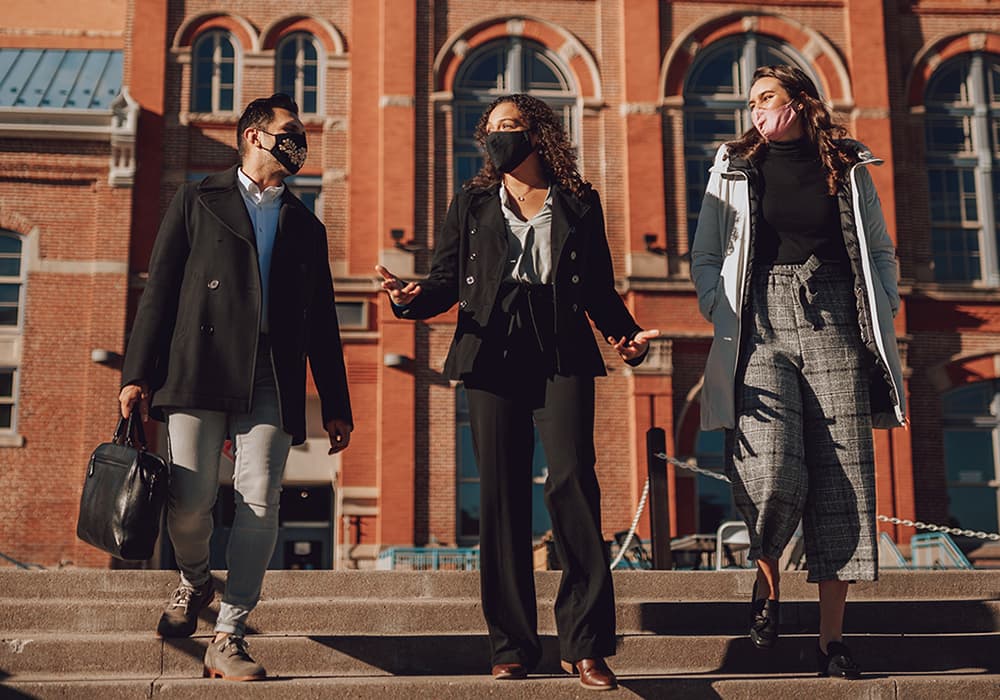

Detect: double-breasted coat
[393, 182, 643, 377]
[122, 166, 352, 445]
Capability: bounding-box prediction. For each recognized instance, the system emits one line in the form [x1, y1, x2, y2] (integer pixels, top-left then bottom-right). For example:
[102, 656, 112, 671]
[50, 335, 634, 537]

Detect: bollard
[646, 427, 672, 569]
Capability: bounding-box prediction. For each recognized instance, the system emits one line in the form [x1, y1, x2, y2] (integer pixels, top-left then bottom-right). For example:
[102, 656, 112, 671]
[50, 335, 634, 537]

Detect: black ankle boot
[749, 580, 779, 649]
[816, 640, 861, 679]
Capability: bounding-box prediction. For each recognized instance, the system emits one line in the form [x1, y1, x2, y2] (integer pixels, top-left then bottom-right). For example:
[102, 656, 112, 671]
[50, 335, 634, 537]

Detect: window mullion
[212, 35, 222, 113]
[508, 38, 523, 93]
[970, 54, 1000, 285]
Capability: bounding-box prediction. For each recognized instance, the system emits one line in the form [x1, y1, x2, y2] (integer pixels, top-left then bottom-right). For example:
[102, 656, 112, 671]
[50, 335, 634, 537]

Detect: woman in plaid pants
[691, 65, 906, 679]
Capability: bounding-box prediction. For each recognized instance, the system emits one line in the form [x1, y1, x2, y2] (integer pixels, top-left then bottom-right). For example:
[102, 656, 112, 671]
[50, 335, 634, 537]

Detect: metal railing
[376, 547, 480, 571]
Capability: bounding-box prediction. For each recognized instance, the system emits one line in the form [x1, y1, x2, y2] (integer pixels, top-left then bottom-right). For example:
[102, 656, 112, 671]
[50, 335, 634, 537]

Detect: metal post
[646, 427, 672, 569]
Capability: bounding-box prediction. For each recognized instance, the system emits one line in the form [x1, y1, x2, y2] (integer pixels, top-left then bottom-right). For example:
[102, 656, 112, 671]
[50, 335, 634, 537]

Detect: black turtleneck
[755, 138, 848, 266]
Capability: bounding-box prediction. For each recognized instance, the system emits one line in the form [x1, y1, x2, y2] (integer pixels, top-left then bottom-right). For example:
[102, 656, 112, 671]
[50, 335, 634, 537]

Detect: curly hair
[465, 93, 588, 197]
[726, 65, 855, 195]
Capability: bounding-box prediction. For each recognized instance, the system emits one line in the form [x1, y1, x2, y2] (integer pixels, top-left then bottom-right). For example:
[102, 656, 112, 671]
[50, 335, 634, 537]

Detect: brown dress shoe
[561, 658, 617, 691]
[491, 663, 528, 680]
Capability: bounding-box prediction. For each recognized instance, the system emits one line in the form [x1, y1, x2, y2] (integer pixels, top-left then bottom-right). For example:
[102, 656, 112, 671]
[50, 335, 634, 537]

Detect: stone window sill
[0, 433, 25, 447]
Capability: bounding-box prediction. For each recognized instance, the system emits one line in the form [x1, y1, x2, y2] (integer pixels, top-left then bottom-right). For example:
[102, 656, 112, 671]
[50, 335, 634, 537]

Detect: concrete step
[1, 569, 998, 602]
[3, 673, 999, 700]
[1, 632, 996, 679]
[3, 597, 998, 635]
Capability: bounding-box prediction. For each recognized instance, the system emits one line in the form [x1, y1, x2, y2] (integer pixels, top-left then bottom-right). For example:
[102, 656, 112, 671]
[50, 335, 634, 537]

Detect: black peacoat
[394, 182, 643, 378]
[121, 166, 352, 445]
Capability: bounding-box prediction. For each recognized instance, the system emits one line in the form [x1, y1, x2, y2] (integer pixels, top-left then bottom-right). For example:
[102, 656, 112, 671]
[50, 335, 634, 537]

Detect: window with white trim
[0, 368, 15, 431]
[276, 32, 321, 115]
[0, 231, 23, 328]
[192, 30, 237, 113]
[924, 53, 1000, 284]
[452, 37, 579, 190]
[942, 380, 1000, 534]
[683, 35, 821, 244]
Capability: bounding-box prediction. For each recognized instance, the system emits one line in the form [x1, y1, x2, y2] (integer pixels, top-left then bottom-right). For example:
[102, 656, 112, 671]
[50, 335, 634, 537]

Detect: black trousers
[464, 368, 616, 668]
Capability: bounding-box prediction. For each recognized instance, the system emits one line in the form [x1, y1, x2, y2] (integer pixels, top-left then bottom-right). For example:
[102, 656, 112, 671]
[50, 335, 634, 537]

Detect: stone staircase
[0, 569, 998, 698]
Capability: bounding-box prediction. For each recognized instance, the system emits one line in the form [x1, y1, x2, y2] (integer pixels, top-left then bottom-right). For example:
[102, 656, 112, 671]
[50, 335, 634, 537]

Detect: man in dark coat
[119, 93, 352, 681]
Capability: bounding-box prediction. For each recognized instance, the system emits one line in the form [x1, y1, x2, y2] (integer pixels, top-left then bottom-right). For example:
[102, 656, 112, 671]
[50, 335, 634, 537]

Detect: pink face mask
[752, 100, 799, 141]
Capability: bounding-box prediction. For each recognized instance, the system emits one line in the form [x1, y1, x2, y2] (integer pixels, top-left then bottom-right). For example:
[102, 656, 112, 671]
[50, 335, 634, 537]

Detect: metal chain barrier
[609, 477, 650, 570]
[650, 451, 1000, 543]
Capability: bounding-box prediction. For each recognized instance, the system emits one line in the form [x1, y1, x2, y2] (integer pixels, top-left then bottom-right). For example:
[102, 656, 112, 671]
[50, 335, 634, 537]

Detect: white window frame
[275, 32, 324, 115]
[191, 30, 239, 114]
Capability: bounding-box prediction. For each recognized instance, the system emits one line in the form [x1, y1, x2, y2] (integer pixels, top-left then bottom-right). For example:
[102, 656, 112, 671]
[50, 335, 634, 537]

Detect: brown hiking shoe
[156, 579, 214, 638]
[204, 635, 266, 681]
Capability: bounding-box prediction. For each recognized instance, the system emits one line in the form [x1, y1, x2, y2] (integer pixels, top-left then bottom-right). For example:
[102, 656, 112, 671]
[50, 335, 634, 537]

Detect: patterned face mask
[260, 129, 308, 174]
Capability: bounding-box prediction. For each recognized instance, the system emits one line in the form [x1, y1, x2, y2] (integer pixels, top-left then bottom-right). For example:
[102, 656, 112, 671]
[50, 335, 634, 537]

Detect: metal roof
[0, 49, 123, 110]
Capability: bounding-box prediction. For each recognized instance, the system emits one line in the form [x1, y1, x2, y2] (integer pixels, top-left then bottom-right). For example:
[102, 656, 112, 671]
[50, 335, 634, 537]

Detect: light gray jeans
[165, 338, 292, 636]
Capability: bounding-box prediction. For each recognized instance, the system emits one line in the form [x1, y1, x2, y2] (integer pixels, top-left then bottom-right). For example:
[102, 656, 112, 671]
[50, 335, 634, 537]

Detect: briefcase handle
[112, 413, 149, 452]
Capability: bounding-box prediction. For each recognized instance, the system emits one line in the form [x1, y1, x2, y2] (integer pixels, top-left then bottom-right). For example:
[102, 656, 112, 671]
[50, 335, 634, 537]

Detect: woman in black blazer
[377, 94, 657, 690]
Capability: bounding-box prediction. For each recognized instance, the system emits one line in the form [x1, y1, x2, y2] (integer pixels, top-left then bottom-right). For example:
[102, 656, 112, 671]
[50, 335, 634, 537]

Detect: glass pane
[0, 371, 12, 397]
[303, 91, 317, 114]
[0, 284, 19, 303]
[458, 424, 478, 479]
[0, 258, 19, 277]
[278, 63, 296, 93]
[686, 157, 710, 218]
[932, 228, 981, 282]
[195, 37, 214, 60]
[686, 44, 740, 96]
[0, 307, 17, 326]
[925, 116, 973, 155]
[458, 46, 504, 90]
[219, 36, 234, 59]
[524, 50, 566, 91]
[946, 485, 999, 533]
[0, 404, 10, 429]
[334, 301, 365, 328]
[928, 168, 977, 224]
[456, 155, 482, 189]
[458, 482, 480, 537]
[684, 108, 742, 144]
[303, 64, 317, 86]
[219, 88, 233, 112]
[455, 104, 483, 139]
[0, 235, 21, 253]
[219, 61, 234, 85]
[943, 430, 995, 482]
[531, 483, 552, 537]
[303, 39, 317, 61]
[990, 62, 1000, 104]
[928, 59, 970, 104]
[943, 381, 997, 415]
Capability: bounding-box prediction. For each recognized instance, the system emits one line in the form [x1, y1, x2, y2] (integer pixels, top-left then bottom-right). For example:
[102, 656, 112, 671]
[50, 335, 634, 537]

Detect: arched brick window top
[661, 11, 852, 109]
[261, 16, 345, 55]
[191, 31, 239, 113]
[909, 33, 1000, 107]
[173, 12, 258, 53]
[434, 16, 601, 102]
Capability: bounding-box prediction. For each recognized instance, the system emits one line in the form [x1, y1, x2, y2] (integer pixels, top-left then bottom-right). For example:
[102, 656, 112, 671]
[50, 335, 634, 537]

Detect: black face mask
[485, 130, 535, 173]
[260, 130, 308, 174]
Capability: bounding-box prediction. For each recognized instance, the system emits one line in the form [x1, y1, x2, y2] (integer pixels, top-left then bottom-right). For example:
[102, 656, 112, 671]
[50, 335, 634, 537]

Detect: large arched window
[452, 38, 578, 188]
[191, 30, 237, 113]
[941, 380, 999, 533]
[683, 35, 819, 243]
[0, 230, 24, 432]
[276, 32, 320, 114]
[924, 54, 1000, 285]
[455, 385, 551, 544]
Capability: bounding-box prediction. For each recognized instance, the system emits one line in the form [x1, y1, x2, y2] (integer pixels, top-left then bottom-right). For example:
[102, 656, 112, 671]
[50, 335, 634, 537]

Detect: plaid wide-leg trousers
[725, 256, 878, 583]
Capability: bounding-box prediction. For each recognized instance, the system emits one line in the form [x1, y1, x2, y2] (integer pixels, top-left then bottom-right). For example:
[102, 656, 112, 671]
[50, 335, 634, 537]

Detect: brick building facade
[1, 0, 998, 569]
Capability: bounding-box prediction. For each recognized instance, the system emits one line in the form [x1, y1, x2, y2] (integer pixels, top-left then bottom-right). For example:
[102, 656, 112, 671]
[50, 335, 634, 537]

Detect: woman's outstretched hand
[375, 264, 422, 306]
[607, 329, 660, 362]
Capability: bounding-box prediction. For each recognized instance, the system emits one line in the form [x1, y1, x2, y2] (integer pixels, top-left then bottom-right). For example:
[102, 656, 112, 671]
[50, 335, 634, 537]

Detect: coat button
[207, 279, 220, 289]
[469, 252, 477, 261]
[459, 300, 468, 309]
[470, 227, 477, 236]
[571, 274, 580, 284]
[569, 251, 577, 261]
[572, 303, 579, 312]
[201, 324, 214, 335]
[466, 275, 475, 285]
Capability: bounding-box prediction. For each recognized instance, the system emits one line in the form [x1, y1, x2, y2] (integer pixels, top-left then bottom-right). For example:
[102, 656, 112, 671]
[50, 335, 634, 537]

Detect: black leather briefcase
[76, 414, 168, 560]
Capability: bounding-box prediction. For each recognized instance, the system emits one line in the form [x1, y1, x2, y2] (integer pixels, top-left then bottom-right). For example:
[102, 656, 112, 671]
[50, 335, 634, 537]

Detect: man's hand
[118, 383, 150, 422]
[375, 264, 422, 306]
[325, 418, 352, 455]
[607, 329, 660, 362]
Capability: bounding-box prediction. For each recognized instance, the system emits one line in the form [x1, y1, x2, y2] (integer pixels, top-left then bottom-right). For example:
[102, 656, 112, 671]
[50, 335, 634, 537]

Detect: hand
[607, 329, 660, 362]
[325, 418, 352, 455]
[375, 264, 422, 306]
[118, 383, 150, 422]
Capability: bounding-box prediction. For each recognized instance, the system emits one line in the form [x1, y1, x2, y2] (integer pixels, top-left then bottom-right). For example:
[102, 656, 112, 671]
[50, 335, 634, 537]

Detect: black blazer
[122, 166, 352, 445]
[395, 183, 643, 378]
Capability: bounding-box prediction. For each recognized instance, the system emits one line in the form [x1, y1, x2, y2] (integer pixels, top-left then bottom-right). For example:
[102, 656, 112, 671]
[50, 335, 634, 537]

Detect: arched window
[0, 230, 24, 431]
[455, 385, 551, 544]
[924, 54, 1000, 285]
[452, 38, 578, 188]
[683, 35, 819, 243]
[941, 379, 1000, 533]
[276, 32, 320, 114]
[191, 30, 237, 112]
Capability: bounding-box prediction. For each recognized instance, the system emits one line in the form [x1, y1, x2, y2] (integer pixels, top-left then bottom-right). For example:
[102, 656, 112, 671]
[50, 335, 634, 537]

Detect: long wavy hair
[727, 65, 854, 194]
[465, 93, 588, 196]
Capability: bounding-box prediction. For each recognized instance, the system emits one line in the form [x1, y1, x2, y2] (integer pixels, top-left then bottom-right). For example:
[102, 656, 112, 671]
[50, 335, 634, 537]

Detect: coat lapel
[467, 186, 508, 282]
[550, 186, 589, 278]
[197, 166, 256, 247]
